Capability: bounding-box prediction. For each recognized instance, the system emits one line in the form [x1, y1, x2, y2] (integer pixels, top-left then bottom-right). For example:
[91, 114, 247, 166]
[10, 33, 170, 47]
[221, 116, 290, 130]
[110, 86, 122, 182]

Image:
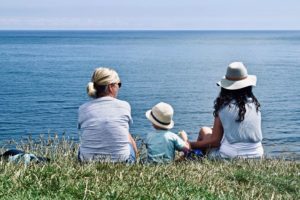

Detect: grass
[0, 135, 299, 200]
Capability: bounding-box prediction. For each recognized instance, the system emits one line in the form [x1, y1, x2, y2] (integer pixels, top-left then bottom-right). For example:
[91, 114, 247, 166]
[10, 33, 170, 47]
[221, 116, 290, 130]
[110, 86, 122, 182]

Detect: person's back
[78, 67, 137, 162]
[218, 99, 263, 158]
[79, 96, 132, 161]
[145, 102, 190, 163]
[220, 99, 262, 143]
[146, 129, 187, 163]
[189, 62, 264, 159]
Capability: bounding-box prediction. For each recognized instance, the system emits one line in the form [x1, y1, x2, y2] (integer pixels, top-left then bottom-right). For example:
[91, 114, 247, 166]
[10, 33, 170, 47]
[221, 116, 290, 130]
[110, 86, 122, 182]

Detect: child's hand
[178, 130, 188, 142]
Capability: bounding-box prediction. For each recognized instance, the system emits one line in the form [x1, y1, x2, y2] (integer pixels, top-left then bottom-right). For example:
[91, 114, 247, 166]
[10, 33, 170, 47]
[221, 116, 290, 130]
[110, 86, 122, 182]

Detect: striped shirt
[78, 96, 132, 162]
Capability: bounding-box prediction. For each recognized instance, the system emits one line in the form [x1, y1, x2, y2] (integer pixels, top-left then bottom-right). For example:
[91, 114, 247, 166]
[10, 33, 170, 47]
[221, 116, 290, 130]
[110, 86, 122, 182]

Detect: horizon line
[0, 29, 299, 31]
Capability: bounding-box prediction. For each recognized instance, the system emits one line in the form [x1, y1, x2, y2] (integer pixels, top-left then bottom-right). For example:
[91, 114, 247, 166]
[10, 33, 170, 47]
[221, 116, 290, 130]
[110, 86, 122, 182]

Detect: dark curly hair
[213, 86, 260, 122]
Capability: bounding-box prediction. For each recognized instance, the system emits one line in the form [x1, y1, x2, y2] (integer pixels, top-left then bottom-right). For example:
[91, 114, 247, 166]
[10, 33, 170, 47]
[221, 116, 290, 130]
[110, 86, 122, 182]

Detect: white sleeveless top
[219, 137, 264, 158]
[218, 99, 264, 158]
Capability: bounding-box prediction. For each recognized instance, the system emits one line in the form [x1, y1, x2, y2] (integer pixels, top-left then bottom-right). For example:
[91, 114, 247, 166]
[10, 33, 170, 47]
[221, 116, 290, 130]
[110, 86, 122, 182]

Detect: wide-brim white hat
[217, 62, 257, 90]
[145, 102, 174, 130]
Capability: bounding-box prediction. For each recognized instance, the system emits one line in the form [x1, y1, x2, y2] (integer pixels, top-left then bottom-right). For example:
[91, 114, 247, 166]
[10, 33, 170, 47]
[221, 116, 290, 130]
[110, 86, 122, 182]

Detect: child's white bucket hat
[217, 62, 257, 90]
[145, 102, 174, 130]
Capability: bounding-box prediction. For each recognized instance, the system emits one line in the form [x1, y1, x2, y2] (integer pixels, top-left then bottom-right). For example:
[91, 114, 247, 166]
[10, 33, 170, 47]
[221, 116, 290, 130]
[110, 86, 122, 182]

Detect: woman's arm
[189, 116, 224, 149]
[128, 133, 138, 156]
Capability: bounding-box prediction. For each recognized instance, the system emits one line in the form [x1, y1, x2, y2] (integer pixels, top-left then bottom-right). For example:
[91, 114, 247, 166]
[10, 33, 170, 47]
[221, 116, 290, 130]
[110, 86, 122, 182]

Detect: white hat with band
[217, 62, 257, 90]
[145, 102, 174, 130]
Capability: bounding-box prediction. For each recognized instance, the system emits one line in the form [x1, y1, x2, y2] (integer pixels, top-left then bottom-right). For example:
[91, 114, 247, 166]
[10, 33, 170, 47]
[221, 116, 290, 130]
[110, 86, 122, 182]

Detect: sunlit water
[0, 31, 299, 160]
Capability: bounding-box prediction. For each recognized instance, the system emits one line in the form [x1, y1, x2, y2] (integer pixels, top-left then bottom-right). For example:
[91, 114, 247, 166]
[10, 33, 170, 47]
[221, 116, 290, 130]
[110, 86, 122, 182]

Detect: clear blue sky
[0, 0, 299, 30]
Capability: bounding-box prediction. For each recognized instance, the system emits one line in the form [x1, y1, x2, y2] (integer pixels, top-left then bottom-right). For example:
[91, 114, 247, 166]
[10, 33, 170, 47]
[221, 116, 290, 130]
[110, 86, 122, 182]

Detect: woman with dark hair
[189, 62, 264, 159]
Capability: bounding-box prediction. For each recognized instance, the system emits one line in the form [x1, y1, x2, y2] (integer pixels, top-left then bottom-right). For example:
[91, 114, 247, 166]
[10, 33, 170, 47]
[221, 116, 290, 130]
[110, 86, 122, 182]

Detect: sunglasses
[114, 82, 121, 88]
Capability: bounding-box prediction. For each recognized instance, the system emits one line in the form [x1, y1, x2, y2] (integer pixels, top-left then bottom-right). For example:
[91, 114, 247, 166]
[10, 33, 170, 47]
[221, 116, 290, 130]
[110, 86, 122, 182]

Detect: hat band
[225, 75, 248, 81]
[151, 111, 171, 125]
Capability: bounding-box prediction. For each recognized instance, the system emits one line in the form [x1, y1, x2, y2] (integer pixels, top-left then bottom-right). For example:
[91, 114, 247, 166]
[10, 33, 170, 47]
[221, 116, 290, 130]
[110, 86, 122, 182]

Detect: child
[145, 102, 190, 163]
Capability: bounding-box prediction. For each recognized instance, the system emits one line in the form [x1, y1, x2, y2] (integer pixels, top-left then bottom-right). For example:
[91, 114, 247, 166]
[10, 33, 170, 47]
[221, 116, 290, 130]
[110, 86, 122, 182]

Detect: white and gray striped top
[78, 96, 132, 162]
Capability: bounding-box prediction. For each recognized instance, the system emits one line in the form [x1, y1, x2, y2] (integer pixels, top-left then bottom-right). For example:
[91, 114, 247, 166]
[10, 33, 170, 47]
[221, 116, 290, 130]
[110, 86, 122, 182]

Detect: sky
[0, 0, 299, 30]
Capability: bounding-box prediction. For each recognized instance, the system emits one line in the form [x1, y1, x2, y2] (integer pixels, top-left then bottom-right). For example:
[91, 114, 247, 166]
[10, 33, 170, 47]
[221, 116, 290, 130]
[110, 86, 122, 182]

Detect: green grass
[0, 135, 299, 199]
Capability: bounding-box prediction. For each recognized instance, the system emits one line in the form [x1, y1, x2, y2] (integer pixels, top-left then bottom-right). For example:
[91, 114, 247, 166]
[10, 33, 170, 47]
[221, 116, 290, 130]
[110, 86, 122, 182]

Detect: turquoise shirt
[146, 129, 186, 163]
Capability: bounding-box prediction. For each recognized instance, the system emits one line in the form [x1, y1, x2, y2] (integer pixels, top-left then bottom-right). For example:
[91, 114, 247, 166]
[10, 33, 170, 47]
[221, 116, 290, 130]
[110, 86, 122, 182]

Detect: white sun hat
[145, 102, 174, 130]
[217, 62, 257, 90]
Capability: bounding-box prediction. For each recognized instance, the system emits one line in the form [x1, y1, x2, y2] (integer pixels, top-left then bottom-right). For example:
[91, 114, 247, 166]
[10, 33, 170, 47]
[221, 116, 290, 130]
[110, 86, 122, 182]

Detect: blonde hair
[87, 67, 120, 98]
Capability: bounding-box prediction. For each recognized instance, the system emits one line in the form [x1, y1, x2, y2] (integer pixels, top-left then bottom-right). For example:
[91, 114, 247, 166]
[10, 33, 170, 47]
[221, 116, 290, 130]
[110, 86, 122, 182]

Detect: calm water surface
[0, 31, 299, 159]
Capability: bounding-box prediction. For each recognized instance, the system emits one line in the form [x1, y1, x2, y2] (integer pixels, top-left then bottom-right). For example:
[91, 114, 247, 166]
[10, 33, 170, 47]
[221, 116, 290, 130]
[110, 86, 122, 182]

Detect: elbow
[209, 137, 221, 148]
[211, 141, 221, 148]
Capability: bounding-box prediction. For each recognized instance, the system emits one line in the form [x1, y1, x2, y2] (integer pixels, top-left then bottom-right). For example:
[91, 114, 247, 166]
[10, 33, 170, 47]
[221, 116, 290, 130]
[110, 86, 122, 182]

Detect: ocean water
[0, 30, 299, 159]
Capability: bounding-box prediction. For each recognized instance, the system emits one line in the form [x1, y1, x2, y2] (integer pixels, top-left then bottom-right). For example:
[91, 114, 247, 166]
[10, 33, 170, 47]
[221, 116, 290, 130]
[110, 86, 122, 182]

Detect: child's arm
[178, 130, 188, 141]
[178, 130, 190, 150]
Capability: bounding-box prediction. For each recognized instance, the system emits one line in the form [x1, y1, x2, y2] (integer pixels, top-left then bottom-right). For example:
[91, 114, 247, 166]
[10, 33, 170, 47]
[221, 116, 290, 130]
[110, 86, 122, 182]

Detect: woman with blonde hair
[78, 67, 137, 162]
[189, 62, 264, 159]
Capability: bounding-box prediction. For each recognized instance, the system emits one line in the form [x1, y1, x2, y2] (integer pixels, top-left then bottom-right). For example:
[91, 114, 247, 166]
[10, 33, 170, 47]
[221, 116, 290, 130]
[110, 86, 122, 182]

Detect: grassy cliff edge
[0, 135, 299, 199]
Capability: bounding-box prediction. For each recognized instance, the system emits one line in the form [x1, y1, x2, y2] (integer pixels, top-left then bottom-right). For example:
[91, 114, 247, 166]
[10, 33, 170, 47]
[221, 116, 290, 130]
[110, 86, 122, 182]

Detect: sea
[0, 30, 299, 160]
